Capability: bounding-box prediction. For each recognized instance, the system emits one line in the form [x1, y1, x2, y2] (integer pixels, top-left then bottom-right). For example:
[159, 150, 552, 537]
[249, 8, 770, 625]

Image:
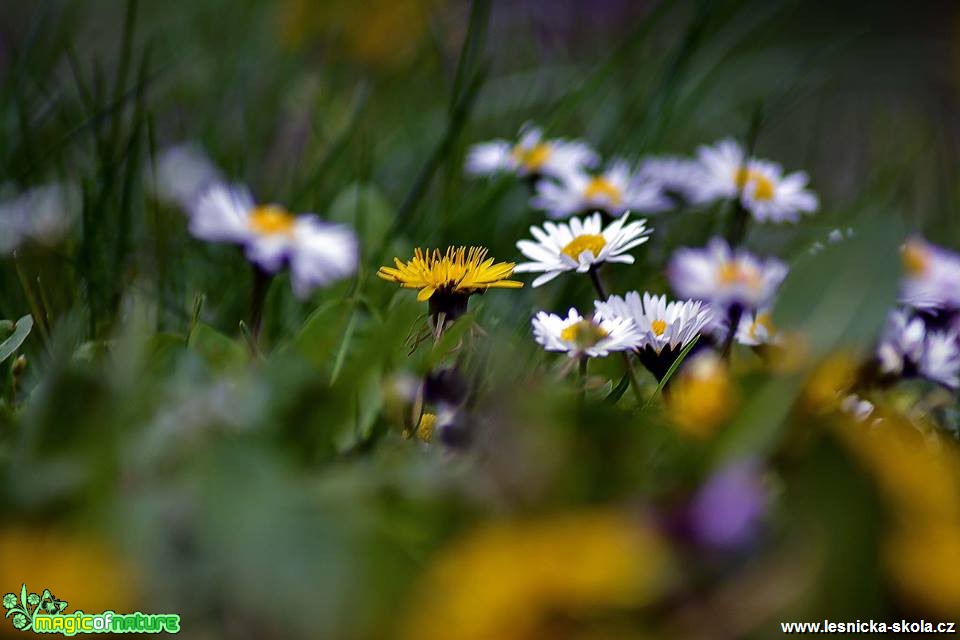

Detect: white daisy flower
[0, 182, 78, 254]
[734, 308, 779, 346]
[515, 212, 652, 287]
[693, 138, 818, 223]
[636, 155, 704, 201]
[465, 124, 598, 180]
[899, 236, 960, 311]
[149, 143, 221, 208]
[840, 394, 876, 423]
[919, 330, 960, 389]
[594, 291, 711, 355]
[876, 309, 926, 376]
[530, 158, 670, 219]
[667, 237, 787, 309]
[532, 307, 641, 358]
[188, 182, 358, 297]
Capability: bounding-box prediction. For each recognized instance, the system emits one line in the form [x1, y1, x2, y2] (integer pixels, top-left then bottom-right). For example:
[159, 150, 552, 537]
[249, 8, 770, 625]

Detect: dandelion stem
[588, 265, 645, 407]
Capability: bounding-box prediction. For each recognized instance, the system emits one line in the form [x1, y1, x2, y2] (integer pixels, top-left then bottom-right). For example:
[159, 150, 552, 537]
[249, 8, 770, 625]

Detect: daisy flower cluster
[874, 237, 960, 389]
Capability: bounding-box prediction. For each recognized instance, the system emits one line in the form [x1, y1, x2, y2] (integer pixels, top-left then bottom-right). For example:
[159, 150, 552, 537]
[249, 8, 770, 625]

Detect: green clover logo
[3, 584, 67, 632]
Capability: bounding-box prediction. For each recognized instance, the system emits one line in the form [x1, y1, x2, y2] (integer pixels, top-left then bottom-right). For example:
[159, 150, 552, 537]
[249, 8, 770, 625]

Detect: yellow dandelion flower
[399, 510, 672, 640]
[667, 353, 738, 439]
[378, 246, 522, 317]
[0, 527, 138, 627]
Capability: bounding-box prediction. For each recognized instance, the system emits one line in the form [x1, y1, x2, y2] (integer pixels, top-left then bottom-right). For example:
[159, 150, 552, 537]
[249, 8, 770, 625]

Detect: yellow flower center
[651, 319, 668, 336]
[583, 177, 623, 204]
[718, 261, 761, 289]
[512, 143, 551, 171]
[560, 320, 609, 348]
[749, 312, 773, 340]
[561, 234, 607, 261]
[249, 205, 296, 235]
[902, 240, 930, 276]
[734, 167, 775, 201]
[416, 413, 436, 443]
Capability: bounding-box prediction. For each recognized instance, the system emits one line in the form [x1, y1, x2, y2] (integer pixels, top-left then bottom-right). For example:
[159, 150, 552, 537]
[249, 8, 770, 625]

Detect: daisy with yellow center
[531, 158, 669, 219]
[667, 237, 787, 309]
[734, 309, 779, 346]
[532, 308, 641, 358]
[188, 182, 358, 297]
[693, 138, 818, 223]
[378, 246, 522, 319]
[464, 124, 597, 180]
[899, 236, 960, 310]
[595, 291, 712, 381]
[515, 212, 652, 287]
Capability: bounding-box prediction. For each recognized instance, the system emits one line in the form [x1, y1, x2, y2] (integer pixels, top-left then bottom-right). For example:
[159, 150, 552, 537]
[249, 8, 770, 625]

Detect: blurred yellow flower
[885, 520, 960, 619]
[802, 351, 861, 414]
[835, 413, 960, 617]
[279, 0, 437, 67]
[400, 511, 672, 640]
[667, 353, 738, 438]
[0, 527, 137, 638]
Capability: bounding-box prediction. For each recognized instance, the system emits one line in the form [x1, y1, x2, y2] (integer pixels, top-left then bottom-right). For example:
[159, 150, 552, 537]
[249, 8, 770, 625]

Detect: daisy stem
[588, 265, 645, 408]
[721, 305, 743, 360]
[249, 265, 271, 343]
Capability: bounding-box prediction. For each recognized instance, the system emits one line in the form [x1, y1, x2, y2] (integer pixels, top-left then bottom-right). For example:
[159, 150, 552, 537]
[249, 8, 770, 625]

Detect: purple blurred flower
[687, 461, 768, 550]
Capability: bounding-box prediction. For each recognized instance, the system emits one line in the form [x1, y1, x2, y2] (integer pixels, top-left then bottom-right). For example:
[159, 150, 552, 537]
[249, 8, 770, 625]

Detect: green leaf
[642, 337, 700, 410]
[0, 316, 33, 365]
[327, 183, 394, 253]
[20, 584, 27, 609]
[187, 323, 247, 370]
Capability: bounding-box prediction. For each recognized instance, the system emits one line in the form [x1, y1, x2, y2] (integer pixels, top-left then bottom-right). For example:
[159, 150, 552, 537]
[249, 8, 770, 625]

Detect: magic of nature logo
[3, 584, 180, 635]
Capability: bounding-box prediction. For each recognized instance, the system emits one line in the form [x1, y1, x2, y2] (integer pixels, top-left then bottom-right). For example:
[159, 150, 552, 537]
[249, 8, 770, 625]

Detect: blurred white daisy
[0, 182, 78, 254]
[149, 143, 221, 208]
[532, 308, 641, 358]
[594, 291, 711, 355]
[667, 237, 787, 309]
[899, 236, 960, 311]
[636, 155, 703, 201]
[876, 309, 926, 376]
[693, 138, 818, 223]
[465, 124, 597, 180]
[734, 309, 779, 346]
[840, 394, 876, 423]
[919, 330, 960, 389]
[189, 182, 358, 297]
[515, 212, 651, 287]
[530, 158, 670, 219]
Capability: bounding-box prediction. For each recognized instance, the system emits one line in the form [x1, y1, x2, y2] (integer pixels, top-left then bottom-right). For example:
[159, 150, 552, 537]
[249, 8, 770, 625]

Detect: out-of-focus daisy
[667, 237, 787, 309]
[189, 182, 358, 298]
[900, 236, 960, 311]
[876, 309, 926, 377]
[840, 393, 876, 423]
[0, 183, 78, 254]
[595, 291, 711, 380]
[877, 308, 960, 389]
[149, 143, 221, 208]
[919, 330, 960, 389]
[465, 124, 597, 180]
[531, 159, 670, 219]
[636, 155, 703, 201]
[694, 138, 818, 223]
[378, 246, 521, 320]
[532, 308, 641, 358]
[515, 212, 651, 287]
[734, 308, 779, 346]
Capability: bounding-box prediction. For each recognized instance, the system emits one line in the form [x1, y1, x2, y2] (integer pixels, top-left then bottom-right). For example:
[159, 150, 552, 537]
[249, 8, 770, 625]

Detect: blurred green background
[1, 1, 959, 638]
